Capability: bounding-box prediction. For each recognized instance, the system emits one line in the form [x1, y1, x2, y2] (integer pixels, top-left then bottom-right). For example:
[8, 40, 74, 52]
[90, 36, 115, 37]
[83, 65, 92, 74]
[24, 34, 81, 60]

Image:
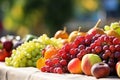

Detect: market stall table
[0, 62, 119, 80]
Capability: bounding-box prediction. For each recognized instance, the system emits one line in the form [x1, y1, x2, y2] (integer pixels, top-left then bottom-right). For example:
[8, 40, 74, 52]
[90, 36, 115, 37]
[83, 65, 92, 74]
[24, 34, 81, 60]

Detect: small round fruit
[67, 58, 82, 74]
[91, 62, 110, 78]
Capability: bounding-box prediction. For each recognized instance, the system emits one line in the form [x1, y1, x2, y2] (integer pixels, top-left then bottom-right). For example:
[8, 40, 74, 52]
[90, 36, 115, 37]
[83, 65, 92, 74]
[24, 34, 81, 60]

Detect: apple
[67, 58, 82, 74]
[91, 62, 110, 78]
[81, 54, 102, 76]
[116, 61, 120, 77]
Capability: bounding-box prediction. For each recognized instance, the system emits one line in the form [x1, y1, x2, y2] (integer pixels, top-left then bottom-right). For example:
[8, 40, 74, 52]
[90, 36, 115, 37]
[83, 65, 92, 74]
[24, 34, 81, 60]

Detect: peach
[81, 54, 102, 76]
[116, 61, 120, 77]
[67, 58, 82, 74]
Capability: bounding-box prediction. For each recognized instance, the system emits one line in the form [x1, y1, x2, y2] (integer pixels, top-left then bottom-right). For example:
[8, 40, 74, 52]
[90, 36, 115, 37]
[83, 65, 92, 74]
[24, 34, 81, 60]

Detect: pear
[87, 19, 105, 35]
[54, 27, 69, 39]
[68, 27, 86, 42]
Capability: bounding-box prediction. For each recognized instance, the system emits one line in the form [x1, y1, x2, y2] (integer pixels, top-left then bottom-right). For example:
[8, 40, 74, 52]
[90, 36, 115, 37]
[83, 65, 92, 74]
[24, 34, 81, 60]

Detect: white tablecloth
[0, 62, 119, 80]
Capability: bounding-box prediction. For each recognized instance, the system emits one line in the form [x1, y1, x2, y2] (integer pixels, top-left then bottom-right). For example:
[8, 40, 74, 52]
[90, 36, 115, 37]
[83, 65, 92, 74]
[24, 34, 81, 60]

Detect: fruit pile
[3, 19, 120, 78]
[38, 19, 120, 78]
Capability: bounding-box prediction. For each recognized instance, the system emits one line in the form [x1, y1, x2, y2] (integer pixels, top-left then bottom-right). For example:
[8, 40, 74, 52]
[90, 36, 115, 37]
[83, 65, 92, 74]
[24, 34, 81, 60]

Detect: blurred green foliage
[0, 0, 72, 37]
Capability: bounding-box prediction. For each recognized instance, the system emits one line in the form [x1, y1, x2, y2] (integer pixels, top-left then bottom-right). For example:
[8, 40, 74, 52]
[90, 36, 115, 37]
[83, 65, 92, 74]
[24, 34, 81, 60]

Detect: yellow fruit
[69, 27, 86, 42]
[54, 27, 69, 39]
[44, 45, 58, 59]
[36, 58, 46, 69]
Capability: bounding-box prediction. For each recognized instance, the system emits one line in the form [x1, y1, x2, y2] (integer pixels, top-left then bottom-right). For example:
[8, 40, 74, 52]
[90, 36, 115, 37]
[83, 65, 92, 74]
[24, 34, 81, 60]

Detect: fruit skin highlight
[116, 61, 120, 77]
[67, 58, 82, 74]
[81, 54, 102, 76]
[91, 62, 110, 78]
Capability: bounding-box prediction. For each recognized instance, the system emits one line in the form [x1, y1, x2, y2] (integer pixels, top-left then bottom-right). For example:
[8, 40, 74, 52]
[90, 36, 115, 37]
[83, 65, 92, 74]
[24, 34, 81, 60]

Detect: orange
[36, 57, 46, 69]
[44, 46, 58, 59]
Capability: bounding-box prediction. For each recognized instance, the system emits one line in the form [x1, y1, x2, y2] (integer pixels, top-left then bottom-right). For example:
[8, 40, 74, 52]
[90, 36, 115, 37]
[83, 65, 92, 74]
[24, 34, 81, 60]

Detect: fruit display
[39, 20, 120, 78]
[1, 20, 120, 79]
[5, 34, 63, 67]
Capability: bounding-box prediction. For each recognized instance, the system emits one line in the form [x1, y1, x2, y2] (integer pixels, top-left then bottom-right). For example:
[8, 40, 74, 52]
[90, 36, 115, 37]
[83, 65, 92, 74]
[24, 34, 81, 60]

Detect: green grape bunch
[5, 34, 63, 67]
[104, 22, 120, 35]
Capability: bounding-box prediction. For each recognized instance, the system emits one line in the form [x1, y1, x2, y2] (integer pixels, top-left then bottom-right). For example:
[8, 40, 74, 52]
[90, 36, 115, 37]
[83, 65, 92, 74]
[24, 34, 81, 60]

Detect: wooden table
[0, 62, 119, 80]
